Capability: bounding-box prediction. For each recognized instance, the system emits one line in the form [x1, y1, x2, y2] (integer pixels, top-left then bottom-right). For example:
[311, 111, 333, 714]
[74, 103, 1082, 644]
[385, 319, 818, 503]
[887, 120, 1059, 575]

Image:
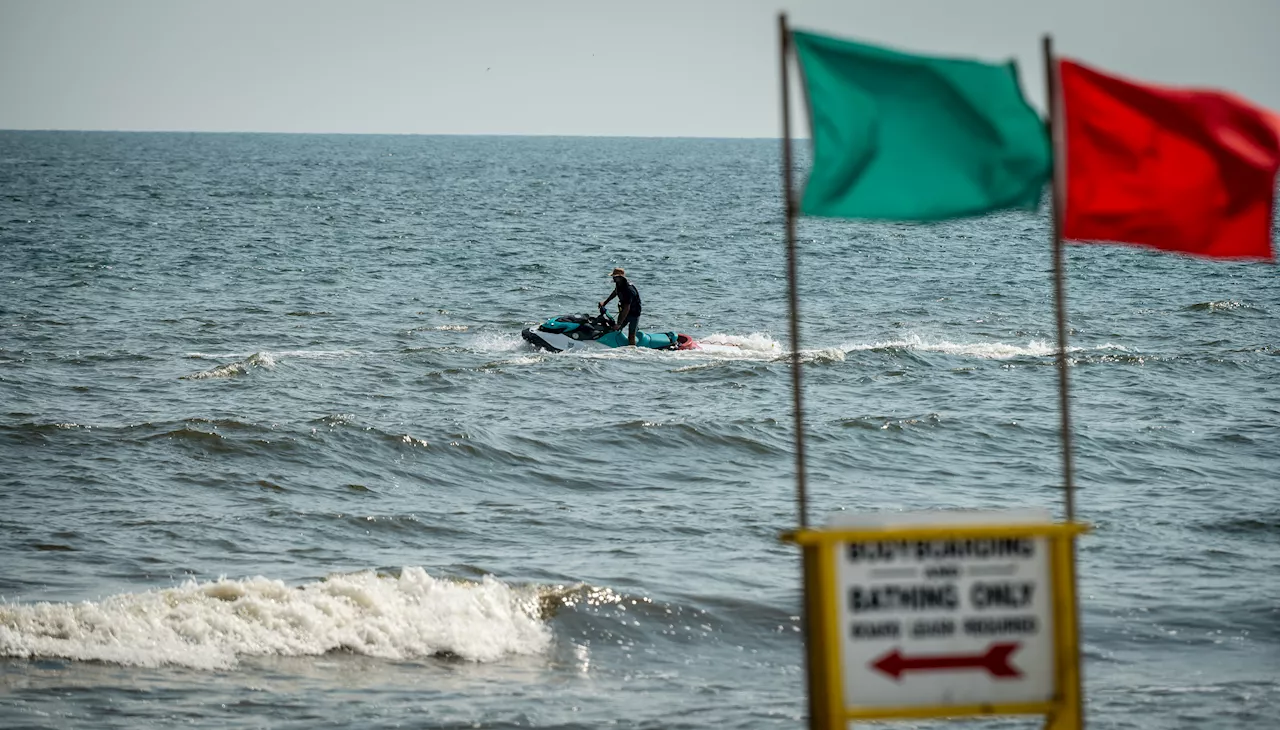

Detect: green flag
[792, 30, 1050, 221]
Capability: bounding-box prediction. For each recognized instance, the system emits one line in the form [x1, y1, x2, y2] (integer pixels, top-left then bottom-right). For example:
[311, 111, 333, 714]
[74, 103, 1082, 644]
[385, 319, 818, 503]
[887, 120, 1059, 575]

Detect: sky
[2, 0, 1278, 137]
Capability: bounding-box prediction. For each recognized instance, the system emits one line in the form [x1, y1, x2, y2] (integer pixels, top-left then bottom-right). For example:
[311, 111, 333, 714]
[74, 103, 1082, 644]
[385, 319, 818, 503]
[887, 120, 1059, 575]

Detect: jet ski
[522, 305, 698, 353]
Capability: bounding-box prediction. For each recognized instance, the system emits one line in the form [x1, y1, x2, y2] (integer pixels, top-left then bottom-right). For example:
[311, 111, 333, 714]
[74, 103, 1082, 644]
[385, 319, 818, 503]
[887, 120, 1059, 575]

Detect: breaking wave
[181, 350, 360, 379]
[185, 350, 360, 360]
[181, 352, 276, 379]
[1185, 300, 1252, 313]
[0, 568, 550, 670]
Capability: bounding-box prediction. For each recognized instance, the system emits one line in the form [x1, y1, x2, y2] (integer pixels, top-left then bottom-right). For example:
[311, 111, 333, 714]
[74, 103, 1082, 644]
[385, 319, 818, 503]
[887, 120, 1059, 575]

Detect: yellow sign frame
[783, 522, 1088, 729]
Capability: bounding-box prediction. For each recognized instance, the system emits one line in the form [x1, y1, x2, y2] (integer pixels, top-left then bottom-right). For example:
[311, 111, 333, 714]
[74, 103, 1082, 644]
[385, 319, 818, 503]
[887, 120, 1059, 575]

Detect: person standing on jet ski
[599, 267, 642, 346]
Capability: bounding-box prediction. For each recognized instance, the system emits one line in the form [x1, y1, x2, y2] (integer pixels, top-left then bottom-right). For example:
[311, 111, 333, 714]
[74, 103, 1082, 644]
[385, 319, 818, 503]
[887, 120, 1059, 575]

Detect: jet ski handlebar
[595, 304, 617, 329]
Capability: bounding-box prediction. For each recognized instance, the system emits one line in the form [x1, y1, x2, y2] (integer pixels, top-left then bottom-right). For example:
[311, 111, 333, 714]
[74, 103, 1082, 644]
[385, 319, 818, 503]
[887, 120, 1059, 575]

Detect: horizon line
[0, 127, 808, 142]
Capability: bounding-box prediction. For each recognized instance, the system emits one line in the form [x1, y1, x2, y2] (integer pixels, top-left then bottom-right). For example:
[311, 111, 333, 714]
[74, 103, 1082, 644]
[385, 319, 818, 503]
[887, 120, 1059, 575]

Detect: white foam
[501, 329, 1128, 366]
[273, 350, 361, 359]
[432, 324, 469, 331]
[185, 351, 359, 360]
[696, 332, 784, 353]
[1092, 342, 1133, 353]
[489, 355, 545, 367]
[685, 333, 838, 363]
[843, 334, 1060, 360]
[1200, 300, 1246, 311]
[472, 332, 528, 352]
[0, 568, 550, 670]
[799, 347, 847, 364]
[670, 362, 722, 373]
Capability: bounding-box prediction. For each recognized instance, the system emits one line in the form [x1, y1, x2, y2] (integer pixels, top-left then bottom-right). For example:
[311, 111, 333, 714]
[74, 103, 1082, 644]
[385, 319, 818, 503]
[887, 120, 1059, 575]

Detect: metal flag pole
[1042, 35, 1076, 523]
[780, 15, 832, 730]
[1043, 34, 1087, 730]
[779, 13, 809, 530]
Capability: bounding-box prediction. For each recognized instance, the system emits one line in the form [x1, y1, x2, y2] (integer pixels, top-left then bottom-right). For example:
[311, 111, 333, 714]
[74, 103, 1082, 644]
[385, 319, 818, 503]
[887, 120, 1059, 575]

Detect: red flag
[1060, 58, 1280, 260]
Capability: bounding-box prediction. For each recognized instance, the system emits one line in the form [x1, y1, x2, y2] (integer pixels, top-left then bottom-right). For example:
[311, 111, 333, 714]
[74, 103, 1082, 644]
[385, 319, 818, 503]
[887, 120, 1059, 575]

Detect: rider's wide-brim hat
[609, 267, 625, 278]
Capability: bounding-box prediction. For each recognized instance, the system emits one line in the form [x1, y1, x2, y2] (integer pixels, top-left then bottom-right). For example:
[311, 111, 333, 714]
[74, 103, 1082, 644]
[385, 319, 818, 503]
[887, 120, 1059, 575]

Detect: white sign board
[829, 509, 1055, 710]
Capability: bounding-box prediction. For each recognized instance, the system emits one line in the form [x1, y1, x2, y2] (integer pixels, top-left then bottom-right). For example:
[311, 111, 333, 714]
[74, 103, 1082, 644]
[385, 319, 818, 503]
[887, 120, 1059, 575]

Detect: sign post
[785, 511, 1087, 729]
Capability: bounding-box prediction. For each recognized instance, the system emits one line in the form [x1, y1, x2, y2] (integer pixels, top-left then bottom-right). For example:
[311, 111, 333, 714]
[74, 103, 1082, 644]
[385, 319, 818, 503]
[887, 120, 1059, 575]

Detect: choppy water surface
[1, 132, 1277, 728]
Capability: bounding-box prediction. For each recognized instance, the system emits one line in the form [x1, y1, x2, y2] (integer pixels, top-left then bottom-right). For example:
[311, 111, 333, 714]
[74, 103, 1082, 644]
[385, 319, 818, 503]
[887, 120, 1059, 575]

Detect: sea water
[1, 132, 1277, 728]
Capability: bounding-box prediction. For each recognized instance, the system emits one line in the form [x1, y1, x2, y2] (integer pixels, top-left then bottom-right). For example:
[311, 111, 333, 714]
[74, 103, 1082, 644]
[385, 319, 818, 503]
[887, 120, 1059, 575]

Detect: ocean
[0, 131, 1276, 729]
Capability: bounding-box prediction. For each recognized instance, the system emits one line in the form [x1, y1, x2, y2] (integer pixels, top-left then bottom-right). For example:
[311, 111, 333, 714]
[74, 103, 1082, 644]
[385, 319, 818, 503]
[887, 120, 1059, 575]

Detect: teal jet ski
[522, 305, 697, 353]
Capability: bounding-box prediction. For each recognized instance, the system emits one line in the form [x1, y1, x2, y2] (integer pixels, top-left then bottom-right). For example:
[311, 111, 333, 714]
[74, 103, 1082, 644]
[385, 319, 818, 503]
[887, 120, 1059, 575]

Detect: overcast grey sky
[2, 0, 1277, 137]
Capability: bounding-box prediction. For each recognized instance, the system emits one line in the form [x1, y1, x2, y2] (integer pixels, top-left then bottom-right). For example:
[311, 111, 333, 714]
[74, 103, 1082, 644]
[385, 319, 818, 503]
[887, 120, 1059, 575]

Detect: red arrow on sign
[871, 642, 1022, 681]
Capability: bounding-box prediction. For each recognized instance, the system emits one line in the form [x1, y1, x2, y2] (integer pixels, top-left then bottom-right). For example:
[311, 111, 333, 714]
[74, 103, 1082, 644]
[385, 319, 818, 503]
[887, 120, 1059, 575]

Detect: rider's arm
[615, 304, 630, 329]
[600, 290, 618, 308]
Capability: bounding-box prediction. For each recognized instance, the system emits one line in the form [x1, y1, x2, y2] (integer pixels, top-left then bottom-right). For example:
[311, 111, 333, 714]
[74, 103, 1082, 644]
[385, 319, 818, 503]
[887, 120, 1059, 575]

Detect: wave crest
[0, 568, 550, 669]
[1185, 300, 1250, 312]
[182, 352, 275, 379]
